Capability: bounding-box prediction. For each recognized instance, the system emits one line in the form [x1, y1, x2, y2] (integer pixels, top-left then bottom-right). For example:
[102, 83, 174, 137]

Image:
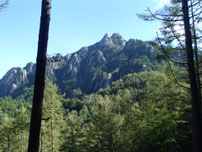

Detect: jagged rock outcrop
[24, 62, 35, 74]
[111, 33, 126, 46]
[0, 67, 28, 96]
[0, 33, 157, 99]
[78, 47, 88, 58]
[71, 54, 80, 69]
[99, 33, 113, 46]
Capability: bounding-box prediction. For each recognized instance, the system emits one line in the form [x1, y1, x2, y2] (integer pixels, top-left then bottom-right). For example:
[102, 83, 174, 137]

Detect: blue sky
[0, 0, 168, 79]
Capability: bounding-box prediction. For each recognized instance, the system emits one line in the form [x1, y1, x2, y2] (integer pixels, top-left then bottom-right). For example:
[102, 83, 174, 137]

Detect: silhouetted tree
[28, 0, 51, 152]
[181, 1, 201, 151]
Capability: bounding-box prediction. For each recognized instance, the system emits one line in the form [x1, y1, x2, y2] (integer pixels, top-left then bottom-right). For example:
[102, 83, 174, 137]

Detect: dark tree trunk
[181, 0, 201, 152]
[190, 0, 201, 106]
[28, 0, 51, 152]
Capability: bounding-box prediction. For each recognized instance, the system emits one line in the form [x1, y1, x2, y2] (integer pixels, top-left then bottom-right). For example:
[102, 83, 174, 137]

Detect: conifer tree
[41, 82, 64, 152]
[138, 0, 201, 151]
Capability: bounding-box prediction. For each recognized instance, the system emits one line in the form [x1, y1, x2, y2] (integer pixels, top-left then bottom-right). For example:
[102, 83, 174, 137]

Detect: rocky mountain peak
[64, 54, 72, 61]
[0, 67, 27, 96]
[99, 33, 113, 45]
[78, 47, 89, 58]
[99, 33, 126, 46]
[0, 34, 157, 98]
[23, 62, 35, 74]
[125, 39, 137, 49]
[111, 33, 126, 46]
[71, 53, 80, 69]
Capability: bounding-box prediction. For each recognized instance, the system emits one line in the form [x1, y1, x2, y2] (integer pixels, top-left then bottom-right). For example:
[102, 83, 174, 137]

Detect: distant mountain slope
[0, 33, 158, 99]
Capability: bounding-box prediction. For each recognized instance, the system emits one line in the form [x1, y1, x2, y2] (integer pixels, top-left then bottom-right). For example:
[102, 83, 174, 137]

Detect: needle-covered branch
[0, 0, 9, 10]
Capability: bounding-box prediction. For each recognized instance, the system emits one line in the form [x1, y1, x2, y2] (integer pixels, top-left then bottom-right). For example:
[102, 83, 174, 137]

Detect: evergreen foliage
[0, 67, 194, 151]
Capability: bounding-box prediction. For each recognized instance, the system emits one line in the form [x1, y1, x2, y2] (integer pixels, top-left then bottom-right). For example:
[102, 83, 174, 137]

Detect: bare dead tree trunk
[28, 0, 51, 152]
[181, 0, 201, 152]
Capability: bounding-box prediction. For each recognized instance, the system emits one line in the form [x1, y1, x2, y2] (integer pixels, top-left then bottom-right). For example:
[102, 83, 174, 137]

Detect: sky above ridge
[0, 0, 170, 79]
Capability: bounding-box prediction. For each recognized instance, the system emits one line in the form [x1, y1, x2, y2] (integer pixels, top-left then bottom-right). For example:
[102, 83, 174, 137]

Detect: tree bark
[190, 0, 201, 106]
[8, 134, 10, 152]
[51, 98, 54, 152]
[181, 0, 201, 152]
[28, 0, 51, 152]
[21, 129, 24, 152]
[51, 108, 54, 152]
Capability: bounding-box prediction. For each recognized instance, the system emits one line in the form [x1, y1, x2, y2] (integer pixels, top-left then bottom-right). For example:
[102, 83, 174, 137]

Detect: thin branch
[154, 12, 183, 17]
[190, 10, 202, 18]
[189, 0, 201, 8]
[170, 27, 186, 50]
[167, 60, 190, 89]
[147, 8, 184, 22]
[156, 32, 188, 65]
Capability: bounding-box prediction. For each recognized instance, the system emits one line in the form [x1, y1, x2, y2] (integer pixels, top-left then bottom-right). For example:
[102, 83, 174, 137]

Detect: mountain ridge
[0, 33, 158, 99]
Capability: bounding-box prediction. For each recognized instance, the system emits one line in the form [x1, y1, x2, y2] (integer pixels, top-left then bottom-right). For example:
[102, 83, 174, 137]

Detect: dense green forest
[0, 66, 194, 151]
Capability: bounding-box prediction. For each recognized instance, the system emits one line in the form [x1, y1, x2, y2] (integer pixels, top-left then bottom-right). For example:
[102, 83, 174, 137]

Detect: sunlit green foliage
[0, 67, 193, 151]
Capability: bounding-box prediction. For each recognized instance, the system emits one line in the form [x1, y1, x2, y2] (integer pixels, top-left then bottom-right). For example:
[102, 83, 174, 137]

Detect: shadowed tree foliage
[0, 0, 9, 10]
[138, 0, 201, 151]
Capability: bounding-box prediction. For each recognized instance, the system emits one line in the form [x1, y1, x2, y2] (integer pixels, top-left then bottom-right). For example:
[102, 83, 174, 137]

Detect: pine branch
[156, 33, 188, 65]
[147, 8, 184, 22]
[167, 60, 190, 89]
[0, 0, 9, 10]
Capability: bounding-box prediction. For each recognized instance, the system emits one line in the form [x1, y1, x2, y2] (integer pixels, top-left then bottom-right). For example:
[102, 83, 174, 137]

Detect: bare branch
[156, 33, 188, 65]
[167, 60, 190, 89]
[170, 27, 186, 49]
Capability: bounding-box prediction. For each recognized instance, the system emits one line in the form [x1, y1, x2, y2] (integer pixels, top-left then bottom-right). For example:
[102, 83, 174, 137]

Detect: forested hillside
[0, 69, 193, 151]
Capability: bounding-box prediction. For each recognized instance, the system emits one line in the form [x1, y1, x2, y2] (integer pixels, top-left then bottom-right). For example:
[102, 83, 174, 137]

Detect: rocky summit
[0, 33, 158, 99]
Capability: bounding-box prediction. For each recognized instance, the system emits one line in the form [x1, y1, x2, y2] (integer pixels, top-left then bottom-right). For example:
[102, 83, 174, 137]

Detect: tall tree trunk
[51, 110, 54, 152]
[28, 0, 51, 152]
[8, 135, 10, 152]
[181, 0, 201, 152]
[190, 0, 201, 106]
[40, 124, 43, 152]
[21, 129, 24, 152]
[51, 100, 54, 152]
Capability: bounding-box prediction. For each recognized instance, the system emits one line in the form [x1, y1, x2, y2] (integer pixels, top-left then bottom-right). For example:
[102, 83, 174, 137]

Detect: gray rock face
[64, 54, 72, 61]
[71, 67, 78, 78]
[104, 73, 112, 88]
[78, 47, 89, 58]
[23, 62, 36, 77]
[125, 39, 137, 49]
[0, 67, 28, 96]
[111, 33, 126, 46]
[71, 54, 80, 69]
[99, 33, 113, 45]
[96, 51, 106, 65]
[99, 33, 126, 46]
